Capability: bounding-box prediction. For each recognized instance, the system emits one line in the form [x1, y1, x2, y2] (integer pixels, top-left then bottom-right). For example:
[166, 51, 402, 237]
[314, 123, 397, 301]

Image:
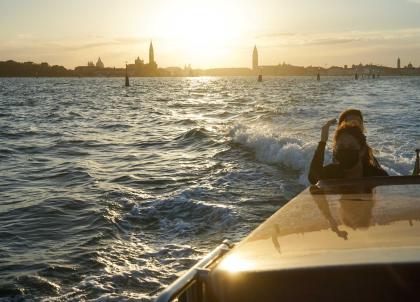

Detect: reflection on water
[1, 77, 420, 300]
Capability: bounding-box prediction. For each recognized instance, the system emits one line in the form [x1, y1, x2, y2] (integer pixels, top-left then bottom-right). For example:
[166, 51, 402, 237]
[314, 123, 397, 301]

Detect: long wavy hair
[333, 124, 376, 166]
[339, 108, 363, 123]
[338, 108, 365, 132]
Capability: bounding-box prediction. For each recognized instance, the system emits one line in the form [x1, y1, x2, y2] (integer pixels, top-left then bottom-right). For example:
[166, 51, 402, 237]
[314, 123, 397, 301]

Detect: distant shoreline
[2, 60, 420, 77]
[0, 73, 420, 80]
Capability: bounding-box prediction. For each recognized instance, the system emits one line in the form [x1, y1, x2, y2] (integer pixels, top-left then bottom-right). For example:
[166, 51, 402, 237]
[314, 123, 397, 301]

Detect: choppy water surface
[1, 76, 419, 301]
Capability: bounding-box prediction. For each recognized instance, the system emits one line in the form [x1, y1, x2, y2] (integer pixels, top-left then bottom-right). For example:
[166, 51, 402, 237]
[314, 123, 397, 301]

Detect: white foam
[377, 151, 415, 176]
[229, 122, 416, 183]
[230, 123, 329, 185]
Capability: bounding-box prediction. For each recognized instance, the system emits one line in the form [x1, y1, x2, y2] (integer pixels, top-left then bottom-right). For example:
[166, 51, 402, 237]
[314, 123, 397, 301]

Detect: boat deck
[208, 177, 420, 302]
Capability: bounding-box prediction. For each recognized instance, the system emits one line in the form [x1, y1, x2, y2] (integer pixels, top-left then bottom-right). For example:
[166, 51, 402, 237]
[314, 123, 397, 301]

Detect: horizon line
[2, 58, 415, 70]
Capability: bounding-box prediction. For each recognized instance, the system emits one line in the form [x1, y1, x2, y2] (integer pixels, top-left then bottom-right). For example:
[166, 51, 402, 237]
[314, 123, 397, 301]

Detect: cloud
[256, 28, 420, 48]
[2, 35, 150, 52]
[62, 37, 150, 51]
[114, 37, 149, 44]
[0, 35, 152, 67]
[255, 32, 296, 39]
[305, 38, 359, 46]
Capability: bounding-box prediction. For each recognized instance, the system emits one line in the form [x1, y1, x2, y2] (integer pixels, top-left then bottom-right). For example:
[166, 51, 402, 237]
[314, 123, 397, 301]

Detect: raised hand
[320, 118, 337, 143]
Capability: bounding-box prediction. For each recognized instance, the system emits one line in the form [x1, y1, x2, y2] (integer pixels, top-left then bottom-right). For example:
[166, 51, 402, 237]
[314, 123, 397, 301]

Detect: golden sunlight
[218, 254, 253, 273]
[153, 0, 248, 64]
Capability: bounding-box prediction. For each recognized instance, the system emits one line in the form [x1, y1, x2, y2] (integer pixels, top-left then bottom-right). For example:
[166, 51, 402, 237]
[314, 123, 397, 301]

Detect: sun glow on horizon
[2, 0, 420, 68]
[146, 0, 252, 66]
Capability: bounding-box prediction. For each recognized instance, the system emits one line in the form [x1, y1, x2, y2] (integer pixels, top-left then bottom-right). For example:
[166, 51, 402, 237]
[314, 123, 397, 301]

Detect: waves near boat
[0, 76, 418, 300]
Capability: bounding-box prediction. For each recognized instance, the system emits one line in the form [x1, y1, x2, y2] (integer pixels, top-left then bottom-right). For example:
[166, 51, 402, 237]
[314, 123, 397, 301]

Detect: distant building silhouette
[5, 41, 420, 77]
[96, 57, 104, 68]
[135, 56, 144, 65]
[252, 45, 258, 71]
[125, 41, 158, 76]
[149, 41, 155, 64]
[0, 60, 71, 77]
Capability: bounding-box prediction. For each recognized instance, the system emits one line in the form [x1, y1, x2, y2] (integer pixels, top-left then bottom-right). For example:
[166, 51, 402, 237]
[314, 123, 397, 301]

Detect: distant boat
[258, 74, 262, 82]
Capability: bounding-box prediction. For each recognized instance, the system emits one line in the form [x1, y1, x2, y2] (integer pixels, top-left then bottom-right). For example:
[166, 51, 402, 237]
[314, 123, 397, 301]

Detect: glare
[218, 254, 253, 273]
[153, 0, 248, 65]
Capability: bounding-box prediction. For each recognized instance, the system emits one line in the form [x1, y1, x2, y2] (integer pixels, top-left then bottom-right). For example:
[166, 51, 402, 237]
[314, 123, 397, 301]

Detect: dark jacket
[308, 141, 388, 185]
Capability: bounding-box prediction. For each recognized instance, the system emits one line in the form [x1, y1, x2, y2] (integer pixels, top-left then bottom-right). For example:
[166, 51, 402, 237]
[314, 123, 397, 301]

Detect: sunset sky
[1, 0, 420, 69]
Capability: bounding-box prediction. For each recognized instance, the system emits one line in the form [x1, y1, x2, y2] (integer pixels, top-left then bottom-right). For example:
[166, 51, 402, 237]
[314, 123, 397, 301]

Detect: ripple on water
[1, 77, 419, 300]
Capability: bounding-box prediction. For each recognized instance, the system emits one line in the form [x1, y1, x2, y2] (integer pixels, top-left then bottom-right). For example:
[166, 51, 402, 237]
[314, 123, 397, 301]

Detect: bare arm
[308, 119, 337, 184]
[320, 118, 337, 143]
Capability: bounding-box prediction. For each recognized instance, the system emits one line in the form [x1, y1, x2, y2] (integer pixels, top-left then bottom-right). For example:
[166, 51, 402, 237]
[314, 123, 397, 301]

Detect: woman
[337, 109, 383, 168]
[338, 108, 365, 130]
[308, 123, 388, 185]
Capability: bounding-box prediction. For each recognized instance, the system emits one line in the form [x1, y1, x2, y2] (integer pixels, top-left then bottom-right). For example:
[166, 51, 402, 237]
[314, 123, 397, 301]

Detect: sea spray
[229, 122, 333, 185]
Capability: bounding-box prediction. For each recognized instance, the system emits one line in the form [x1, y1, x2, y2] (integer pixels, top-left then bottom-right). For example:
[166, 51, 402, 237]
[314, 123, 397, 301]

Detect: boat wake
[229, 122, 326, 185]
[229, 122, 415, 184]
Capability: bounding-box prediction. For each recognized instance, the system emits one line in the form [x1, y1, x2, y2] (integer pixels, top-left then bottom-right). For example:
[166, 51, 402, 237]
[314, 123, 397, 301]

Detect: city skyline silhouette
[1, 42, 419, 77]
[1, 0, 420, 69]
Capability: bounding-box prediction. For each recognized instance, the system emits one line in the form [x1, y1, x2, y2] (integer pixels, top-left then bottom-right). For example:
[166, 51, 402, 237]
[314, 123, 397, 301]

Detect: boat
[155, 155, 420, 302]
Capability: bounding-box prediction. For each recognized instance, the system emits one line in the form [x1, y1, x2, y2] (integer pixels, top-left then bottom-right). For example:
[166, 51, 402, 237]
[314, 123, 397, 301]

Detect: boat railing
[154, 240, 233, 302]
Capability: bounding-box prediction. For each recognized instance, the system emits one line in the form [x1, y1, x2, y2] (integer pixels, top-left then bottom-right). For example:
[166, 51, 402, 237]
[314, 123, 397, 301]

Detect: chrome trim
[154, 240, 233, 302]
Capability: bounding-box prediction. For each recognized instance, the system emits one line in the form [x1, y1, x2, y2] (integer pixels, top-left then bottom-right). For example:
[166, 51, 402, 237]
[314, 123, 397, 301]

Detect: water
[0, 76, 419, 301]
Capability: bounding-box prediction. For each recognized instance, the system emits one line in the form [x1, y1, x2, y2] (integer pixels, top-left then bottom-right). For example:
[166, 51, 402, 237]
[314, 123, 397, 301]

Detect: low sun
[153, 0, 248, 66]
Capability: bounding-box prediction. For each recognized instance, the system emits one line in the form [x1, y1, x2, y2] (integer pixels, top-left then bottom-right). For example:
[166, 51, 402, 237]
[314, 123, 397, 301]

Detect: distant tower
[96, 57, 104, 68]
[397, 57, 401, 69]
[149, 41, 155, 64]
[252, 45, 258, 70]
